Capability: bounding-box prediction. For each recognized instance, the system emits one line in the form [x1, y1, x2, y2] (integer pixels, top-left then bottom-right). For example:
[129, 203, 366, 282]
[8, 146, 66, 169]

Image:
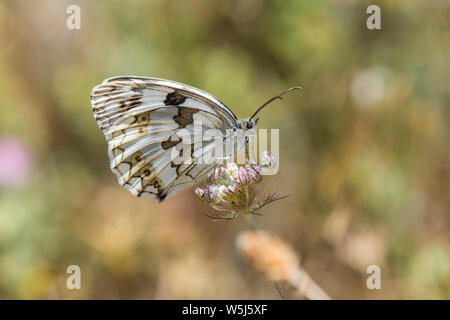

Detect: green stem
[243, 212, 257, 231]
[242, 212, 286, 300]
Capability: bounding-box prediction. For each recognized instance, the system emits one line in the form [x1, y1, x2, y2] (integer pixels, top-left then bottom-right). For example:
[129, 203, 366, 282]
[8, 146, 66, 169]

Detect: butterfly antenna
[250, 86, 302, 120]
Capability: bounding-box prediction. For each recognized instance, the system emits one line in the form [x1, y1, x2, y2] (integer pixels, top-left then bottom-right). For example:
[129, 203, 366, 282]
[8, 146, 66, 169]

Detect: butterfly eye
[246, 122, 253, 129]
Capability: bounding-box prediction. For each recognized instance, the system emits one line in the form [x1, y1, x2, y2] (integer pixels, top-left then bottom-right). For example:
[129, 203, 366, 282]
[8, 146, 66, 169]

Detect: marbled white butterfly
[90, 76, 300, 202]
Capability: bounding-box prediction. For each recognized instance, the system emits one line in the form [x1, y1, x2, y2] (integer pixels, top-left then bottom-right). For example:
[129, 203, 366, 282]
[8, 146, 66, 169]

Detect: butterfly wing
[91, 76, 238, 201]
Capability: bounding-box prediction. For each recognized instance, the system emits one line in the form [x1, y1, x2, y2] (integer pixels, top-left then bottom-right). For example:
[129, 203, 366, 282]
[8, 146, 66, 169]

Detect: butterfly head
[239, 118, 258, 136]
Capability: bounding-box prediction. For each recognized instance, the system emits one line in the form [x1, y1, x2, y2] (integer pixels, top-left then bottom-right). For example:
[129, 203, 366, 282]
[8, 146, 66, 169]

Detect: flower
[194, 151, 287, 219]
[260, 151, 276, 170]
[0, 136, 32, 187]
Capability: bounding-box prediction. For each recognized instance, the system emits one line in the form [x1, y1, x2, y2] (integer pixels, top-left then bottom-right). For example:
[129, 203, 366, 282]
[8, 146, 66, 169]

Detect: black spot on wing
[164, 91, 186, 106]
[161, 135, 182, 150]
[173, 108, 198, 128]
[158, 193, 167, 203]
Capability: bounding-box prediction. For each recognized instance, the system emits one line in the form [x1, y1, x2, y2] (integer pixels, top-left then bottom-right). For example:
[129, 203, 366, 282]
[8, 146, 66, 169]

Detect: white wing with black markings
[90, 76, 238, 201]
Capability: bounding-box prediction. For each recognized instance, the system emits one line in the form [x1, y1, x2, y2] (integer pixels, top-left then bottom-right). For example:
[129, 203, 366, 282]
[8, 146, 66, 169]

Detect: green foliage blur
[0, 0, 448, 299]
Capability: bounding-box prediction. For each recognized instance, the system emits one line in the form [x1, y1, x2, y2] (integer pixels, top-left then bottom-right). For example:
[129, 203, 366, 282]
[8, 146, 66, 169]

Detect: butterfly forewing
[91, 76, 238, 201]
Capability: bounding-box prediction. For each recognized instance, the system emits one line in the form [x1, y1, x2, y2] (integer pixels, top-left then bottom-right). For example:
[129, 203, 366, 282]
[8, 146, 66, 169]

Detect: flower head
[195, 151, 287, 219]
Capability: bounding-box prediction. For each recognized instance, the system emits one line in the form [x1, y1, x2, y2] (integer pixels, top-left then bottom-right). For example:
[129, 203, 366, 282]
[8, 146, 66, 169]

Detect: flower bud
[237, 167, 250, 185]
[195, 187, 205, 199]
[260, 151, 276, 169]
[203, 187, 212, 202]
[206, 171, 214, 184]
[227, 162, 238, 174]
[245, 159, 261, 175]
[227, 184, 238, 194]
[247, 166, 262, 183]
[245, 159, 257, 167]
[216, 167, 225, 178]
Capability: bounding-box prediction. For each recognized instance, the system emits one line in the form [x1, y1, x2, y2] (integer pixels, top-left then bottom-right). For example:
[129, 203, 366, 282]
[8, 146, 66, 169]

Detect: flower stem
[273, 281, 287, 300]
[242, 212, 286, 300]
[243, 212, 257, 231]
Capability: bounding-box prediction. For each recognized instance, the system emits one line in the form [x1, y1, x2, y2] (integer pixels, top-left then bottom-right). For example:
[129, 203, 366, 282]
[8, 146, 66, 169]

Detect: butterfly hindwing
[107, 108, 219, 200]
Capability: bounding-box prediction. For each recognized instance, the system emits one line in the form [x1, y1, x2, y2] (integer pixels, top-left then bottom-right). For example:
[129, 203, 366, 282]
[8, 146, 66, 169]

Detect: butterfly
[90, 76, 300, 202]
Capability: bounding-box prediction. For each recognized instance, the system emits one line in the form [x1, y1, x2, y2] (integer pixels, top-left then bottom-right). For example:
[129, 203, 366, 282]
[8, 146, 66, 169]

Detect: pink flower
[0, 137, 32, 187]
[237, 167, 250, 185]
[260, 151, 276, 169]
[195, 187, 205, 199]
[194, 151, 287, 219]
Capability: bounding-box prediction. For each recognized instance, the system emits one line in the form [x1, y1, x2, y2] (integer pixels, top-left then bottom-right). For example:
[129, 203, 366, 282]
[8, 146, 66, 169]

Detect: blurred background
[0, 0, 448, 299]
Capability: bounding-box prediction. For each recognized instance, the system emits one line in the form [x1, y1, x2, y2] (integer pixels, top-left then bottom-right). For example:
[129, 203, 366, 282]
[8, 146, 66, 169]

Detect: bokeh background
[0, 0, 448, 299]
